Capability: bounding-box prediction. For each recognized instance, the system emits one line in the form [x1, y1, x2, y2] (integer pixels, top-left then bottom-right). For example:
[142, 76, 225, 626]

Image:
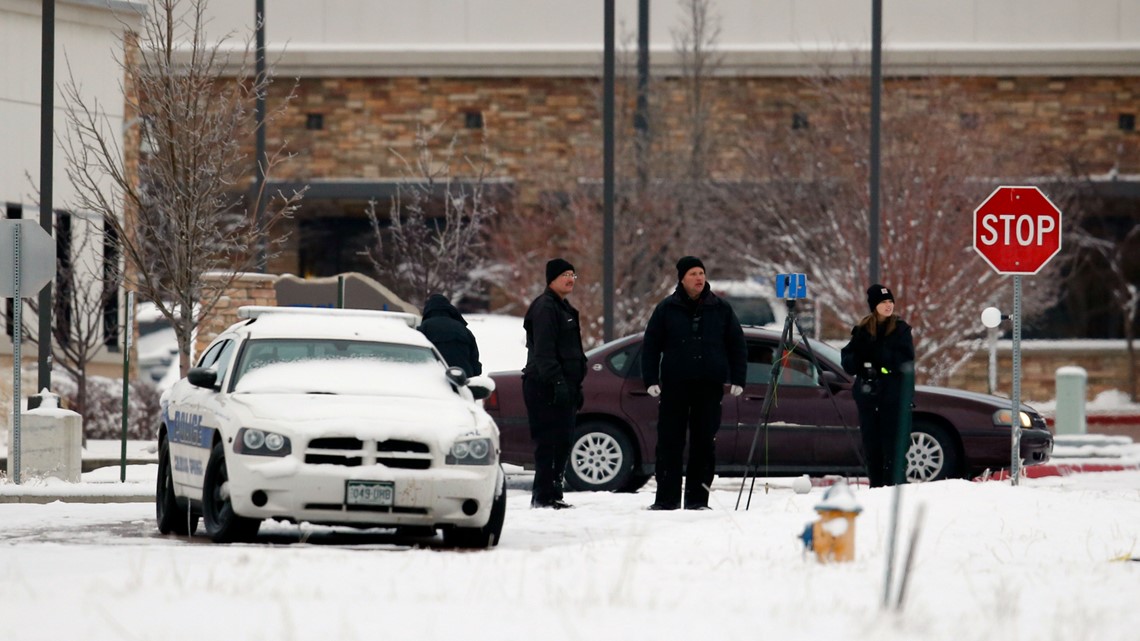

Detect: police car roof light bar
[237, 305, 419, 328]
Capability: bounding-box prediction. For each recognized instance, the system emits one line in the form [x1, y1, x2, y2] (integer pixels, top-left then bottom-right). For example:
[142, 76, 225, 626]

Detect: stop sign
[973, 186, 1062, 275]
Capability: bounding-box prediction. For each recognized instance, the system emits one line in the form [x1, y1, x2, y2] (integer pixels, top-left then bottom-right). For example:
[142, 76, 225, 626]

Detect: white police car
[156, 306, 504, 547]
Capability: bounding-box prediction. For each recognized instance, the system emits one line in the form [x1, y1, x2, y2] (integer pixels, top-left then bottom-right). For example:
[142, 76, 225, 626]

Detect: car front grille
[305, 437, 433, 469]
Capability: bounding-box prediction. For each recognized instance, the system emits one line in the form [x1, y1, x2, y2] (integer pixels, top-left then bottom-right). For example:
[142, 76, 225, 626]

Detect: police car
[156, 306, 505, 548]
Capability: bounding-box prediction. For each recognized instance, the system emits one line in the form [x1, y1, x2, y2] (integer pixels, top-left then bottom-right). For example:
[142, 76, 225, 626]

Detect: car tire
[156, 437, 198, 536]
[565, 421, 637, 493]
[444, 467, 506, 549]
[202, 441, 260, 543]
[906, 420, 960, 483]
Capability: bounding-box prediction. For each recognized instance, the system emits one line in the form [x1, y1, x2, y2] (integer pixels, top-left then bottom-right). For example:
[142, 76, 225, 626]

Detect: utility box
[1054, 366, 1088, 436]
[7, 395, 83, 483]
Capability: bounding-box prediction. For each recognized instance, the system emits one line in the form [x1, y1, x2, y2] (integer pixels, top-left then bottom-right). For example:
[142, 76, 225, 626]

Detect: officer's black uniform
[418, 294, 482, 377]
[642, 270, 746, 510]
[841, 285, 915, 487]
[522, 260, 587, 509]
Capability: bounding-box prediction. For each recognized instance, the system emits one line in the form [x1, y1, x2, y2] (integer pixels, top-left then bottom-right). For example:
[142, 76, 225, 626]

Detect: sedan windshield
[231, 339, 449, 396]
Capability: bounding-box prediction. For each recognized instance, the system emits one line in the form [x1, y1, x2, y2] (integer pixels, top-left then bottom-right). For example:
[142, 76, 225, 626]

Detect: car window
[746, 341, 819, 387]
[232, 338, 437, 386]
[607, 343, 642, 379]
[196, 341, 226, 369]
[212, 340, 237, 383]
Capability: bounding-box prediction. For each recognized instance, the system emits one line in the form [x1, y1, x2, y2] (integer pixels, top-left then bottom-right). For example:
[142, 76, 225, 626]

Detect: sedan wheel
[202, 441, 260, 543]
[906, 422, 959, 483]
[566, 422, 636, 492]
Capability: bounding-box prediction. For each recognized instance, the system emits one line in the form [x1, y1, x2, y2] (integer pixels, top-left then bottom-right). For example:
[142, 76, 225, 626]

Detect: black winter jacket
[418, 294, 482, 377]
[523, 289, 587, 389]
[641, 283, 747, 388]
[840, 315, 915, 386]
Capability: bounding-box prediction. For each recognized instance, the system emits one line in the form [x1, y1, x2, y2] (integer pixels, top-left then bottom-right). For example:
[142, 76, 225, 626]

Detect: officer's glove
[730, 384, 743, 397]
[552, 382, 571, 407]
[647, 385, 661, 398]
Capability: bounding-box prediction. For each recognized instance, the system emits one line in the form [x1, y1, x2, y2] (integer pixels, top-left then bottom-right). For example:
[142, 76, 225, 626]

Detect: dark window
[792, 113, 809, 130]
[464, 111, 484, 129]
[55, 212, 72, 349]
[306, 113, 324, 130]
[607, 343, 643, 379]
[1119, 113, 1136, 132]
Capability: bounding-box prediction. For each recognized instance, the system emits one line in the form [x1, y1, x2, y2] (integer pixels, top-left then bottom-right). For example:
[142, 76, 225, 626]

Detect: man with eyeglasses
[641, 256, 747, 510]
[522, 258, 588, 509]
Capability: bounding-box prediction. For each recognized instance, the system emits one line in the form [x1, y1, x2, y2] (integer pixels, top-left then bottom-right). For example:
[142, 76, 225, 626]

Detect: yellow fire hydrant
[800, 480, 862, 563]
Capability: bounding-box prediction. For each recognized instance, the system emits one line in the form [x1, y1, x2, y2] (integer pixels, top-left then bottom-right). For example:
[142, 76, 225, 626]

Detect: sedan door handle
[744, 395, 765, 401]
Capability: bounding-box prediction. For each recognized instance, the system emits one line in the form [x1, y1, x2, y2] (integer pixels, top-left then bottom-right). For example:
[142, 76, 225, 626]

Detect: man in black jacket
[642, 256, 747, 510]
[418, 294, 482, 377]
[523, 258, 587, 509]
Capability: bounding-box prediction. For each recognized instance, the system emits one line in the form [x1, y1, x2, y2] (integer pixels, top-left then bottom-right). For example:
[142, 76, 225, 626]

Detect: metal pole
[38, 0, 55, 393]
[635, 0, 650, 189]
[1011, 276, 1022, 485]
[12, 225, 23, 484]
[254, 0, 268, 272]
[120, 291, 134, 482]
[337, 275, 345, 309]
[868, 0, 882, 285]
[602, 0, 615, 342]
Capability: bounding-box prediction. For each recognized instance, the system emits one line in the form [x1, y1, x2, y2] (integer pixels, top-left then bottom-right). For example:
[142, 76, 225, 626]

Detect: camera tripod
[734, 299, 866, 510]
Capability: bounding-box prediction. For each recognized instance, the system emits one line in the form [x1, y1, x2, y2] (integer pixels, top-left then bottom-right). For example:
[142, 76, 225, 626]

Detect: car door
[620, 341, 740, 468]
[168, 337, 237, 495]
[734, 339, 844, 473]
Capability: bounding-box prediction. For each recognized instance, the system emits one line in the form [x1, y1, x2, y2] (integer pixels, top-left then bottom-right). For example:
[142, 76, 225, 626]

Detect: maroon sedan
[484, 328, 1053, 492]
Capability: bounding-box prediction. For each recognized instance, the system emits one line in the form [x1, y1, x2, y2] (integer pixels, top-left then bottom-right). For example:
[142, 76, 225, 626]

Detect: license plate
[345, 480, 394, 507]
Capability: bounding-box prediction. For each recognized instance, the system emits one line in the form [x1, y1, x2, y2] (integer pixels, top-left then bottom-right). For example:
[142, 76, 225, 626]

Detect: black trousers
[654, 380, 724, 508]
[523, 377, 576, 503]
[854, 378, 907, 488]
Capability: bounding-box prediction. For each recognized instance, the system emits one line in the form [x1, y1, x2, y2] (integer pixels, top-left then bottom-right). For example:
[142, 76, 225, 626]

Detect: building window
[1119, 114, 1136, 132]
[306, 113, 324, 131]
[55, 212, 72, 349]
[464, 111, 484, 129]
[792, 113, 809, 130]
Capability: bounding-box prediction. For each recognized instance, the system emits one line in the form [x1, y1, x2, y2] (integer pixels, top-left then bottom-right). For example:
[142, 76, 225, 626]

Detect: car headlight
[992, 409, 1032, 428]
[446, 437, 495, 466]
[234, 428, 292, 457]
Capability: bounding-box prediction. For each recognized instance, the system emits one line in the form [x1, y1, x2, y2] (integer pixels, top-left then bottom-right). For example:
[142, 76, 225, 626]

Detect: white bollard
[1054, 366, 1087, 436]
[6, 391, 83, 483]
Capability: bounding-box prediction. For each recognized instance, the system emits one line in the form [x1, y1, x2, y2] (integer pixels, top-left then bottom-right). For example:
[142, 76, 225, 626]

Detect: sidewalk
[0, 440, 157, 504]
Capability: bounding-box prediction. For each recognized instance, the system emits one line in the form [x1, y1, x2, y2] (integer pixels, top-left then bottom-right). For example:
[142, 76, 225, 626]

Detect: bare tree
[364, 126, 503, 307]
[59, 0, 303, 376]
[727, 75, 1062, 384]
[488, 0, 731, 345]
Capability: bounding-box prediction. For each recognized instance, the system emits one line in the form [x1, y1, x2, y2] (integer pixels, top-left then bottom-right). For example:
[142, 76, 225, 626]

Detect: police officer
[642, 256, 747, 510]
[522, 258, 587, 509]
[418, 293, 482, 377]
[841, 284, 916, 487]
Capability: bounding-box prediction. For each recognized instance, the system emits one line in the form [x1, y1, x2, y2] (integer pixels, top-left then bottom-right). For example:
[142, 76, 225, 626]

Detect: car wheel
[444, 467, 506, 549]
[202, 441, 260, 543]
[906, 421, 960, 483]
[565, 421, 637, 492]
[156, 438, 198, 536]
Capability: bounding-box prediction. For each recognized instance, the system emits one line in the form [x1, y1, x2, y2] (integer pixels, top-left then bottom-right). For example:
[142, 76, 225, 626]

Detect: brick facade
[949, 342, 1139, 402]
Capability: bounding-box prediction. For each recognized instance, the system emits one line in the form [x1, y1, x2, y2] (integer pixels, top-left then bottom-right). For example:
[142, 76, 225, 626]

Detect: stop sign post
[973, 186, 1062, 486]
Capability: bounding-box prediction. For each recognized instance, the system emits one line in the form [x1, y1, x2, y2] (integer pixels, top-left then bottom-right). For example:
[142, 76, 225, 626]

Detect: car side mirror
[467, 375, 496, 401]
[445, 366, 468, 388]
[821, 370, 850, 391]
[187, 367, 218, 389]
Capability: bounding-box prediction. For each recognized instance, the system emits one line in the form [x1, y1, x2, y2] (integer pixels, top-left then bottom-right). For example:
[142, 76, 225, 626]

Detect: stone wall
[194, 273, 280, 357]
[948, 341, 1138, 402]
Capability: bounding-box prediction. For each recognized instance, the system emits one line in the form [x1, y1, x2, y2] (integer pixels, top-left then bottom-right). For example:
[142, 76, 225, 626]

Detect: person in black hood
[840, 284, 915, 487]
[641, 256, 747, 510]
[418, 294, 482, 378]
[522, 258, 588, 509]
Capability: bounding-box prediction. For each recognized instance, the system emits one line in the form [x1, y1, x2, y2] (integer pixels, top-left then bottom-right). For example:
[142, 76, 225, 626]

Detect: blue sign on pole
[775, 273, 807, 300]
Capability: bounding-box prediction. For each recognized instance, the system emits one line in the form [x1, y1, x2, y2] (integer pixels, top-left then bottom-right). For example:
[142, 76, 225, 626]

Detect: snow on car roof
[230, 306, 431, 346]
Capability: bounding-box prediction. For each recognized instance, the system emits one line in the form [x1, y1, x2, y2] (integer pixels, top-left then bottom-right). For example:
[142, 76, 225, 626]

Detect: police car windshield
[231, 338, 439, 391]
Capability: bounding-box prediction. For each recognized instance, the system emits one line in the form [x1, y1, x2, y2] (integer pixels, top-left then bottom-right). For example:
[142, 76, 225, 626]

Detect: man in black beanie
[522, 258, 587, 509]
[641, 256, 747, 510]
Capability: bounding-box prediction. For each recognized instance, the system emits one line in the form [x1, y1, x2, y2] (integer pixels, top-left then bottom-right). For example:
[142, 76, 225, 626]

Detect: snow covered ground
[1, 469, 1139, 641]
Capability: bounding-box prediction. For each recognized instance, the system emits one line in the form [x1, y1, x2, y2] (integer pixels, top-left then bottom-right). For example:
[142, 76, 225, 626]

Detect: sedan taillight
[484, 389, 499, 411]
